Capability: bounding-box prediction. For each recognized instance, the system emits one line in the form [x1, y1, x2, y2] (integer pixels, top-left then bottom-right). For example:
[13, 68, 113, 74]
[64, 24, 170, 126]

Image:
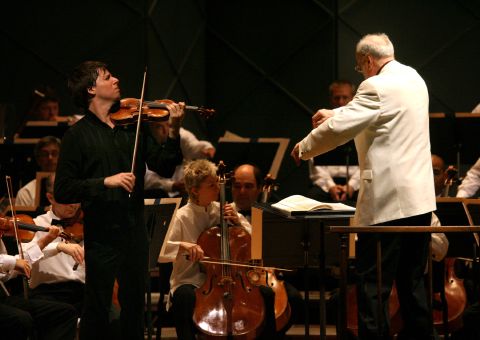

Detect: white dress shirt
[456, 158, 480, 198]
[15, 179, 37, 207]
[24, 210, 85, 288]
[308, 159, 360, 192]
[0, 239, 44, 282]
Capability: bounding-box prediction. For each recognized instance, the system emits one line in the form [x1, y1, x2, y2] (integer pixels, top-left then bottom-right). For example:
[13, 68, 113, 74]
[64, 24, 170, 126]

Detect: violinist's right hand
[104, 172, 136, 193]
[57, 243, 84, 266]
[14, 259, 31, 278]
[179, 242, 204, 262]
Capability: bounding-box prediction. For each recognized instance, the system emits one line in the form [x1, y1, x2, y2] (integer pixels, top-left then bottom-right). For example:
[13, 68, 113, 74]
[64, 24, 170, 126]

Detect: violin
[0, 214, 79, 243]
[110, 98, 215, 126]
[193, 161, 265, 337]
[57, 208, 84, 243]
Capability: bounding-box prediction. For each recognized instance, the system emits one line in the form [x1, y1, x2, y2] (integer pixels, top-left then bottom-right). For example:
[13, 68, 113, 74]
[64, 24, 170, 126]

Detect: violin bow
[181, 253, 293, 272]
[5, 176, 30, 300]
[130, 68, 148, 178]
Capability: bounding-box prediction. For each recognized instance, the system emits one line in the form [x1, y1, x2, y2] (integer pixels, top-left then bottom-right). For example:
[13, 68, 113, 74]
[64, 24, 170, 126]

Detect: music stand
[14, 120, 73, 144]
[454, 113, 480, 167]
[435, 197, 477, 258]
[214, 132, 289, 178]
[429, 113, 458, 166]
[144, 197, 181, 340]
[313, 140, 358, 167]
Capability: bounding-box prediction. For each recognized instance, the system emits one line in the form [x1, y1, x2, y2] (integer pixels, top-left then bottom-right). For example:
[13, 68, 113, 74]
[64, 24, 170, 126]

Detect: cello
[193, 161, 265, 338]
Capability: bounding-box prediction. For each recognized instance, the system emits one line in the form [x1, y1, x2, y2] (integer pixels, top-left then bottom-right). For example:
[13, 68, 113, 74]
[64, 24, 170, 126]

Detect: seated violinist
[0, 215, 77, 339]
[160, 159, 277, 339]
[23, 173, 85, 315]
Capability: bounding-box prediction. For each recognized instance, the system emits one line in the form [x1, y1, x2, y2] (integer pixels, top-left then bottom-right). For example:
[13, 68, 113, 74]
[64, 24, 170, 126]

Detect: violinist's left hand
[36, 226, 61, 250]
[224, 203, 240, 225]
[167, 101, 186, 139]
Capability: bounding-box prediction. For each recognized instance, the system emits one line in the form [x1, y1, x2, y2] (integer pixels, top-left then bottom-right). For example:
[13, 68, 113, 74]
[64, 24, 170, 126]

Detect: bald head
[232, 164, 263, 211]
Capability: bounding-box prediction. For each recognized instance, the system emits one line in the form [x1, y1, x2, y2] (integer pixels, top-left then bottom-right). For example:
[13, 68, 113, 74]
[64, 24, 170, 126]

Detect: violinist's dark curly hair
[67, 61, 107, 109]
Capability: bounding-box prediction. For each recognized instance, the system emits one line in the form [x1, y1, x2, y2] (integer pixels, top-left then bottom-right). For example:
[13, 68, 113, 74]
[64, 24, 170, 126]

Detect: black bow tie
[51, 219, 66, 227]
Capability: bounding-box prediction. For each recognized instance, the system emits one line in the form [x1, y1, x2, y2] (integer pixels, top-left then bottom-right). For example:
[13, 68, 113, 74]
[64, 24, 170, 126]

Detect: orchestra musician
[0, 218, 77, 339]
[145, 120, 215, 202]
[456, 158, 480, 198]
[291, 33, 436, 339]
[26, 86, 61, 122]
[307, 80, 361, 203]
[231, 163, 303, 336]
[160, 159, 277, 339]
[25, 173, 84, 313]
[54, 61, 184, 340]
[15, 135, 61, 207]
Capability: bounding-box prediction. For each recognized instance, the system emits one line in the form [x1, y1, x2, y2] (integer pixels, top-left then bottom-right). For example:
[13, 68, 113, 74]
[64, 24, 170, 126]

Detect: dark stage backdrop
[1, 0, 479, 198]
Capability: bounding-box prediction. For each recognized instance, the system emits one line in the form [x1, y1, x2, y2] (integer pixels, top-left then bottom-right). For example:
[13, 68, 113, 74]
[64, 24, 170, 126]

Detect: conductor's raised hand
[312, 109, 335, 128]
[104, 172, 136, 193]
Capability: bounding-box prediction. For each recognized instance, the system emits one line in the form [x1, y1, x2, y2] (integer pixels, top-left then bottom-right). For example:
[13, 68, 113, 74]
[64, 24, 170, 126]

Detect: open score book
[271, 195, 355, 215]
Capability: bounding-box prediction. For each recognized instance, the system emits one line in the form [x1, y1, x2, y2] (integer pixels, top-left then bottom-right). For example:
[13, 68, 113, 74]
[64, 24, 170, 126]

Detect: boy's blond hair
[184, 159, 217, 200]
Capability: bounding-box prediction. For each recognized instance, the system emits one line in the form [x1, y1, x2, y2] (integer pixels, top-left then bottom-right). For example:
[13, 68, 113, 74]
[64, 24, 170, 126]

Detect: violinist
[54, 60, 184, 340]
[25, 173, 85, 314]
[0, 216, 78, 339]
[161, 159, 276, 339]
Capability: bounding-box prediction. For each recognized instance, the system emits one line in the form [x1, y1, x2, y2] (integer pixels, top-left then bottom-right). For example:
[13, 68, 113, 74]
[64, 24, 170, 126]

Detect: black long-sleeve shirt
[54, 111, 182, 242]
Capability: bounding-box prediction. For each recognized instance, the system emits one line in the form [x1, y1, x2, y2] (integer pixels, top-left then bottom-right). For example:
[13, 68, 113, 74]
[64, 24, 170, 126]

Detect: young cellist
[161, 159, 277, 339]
